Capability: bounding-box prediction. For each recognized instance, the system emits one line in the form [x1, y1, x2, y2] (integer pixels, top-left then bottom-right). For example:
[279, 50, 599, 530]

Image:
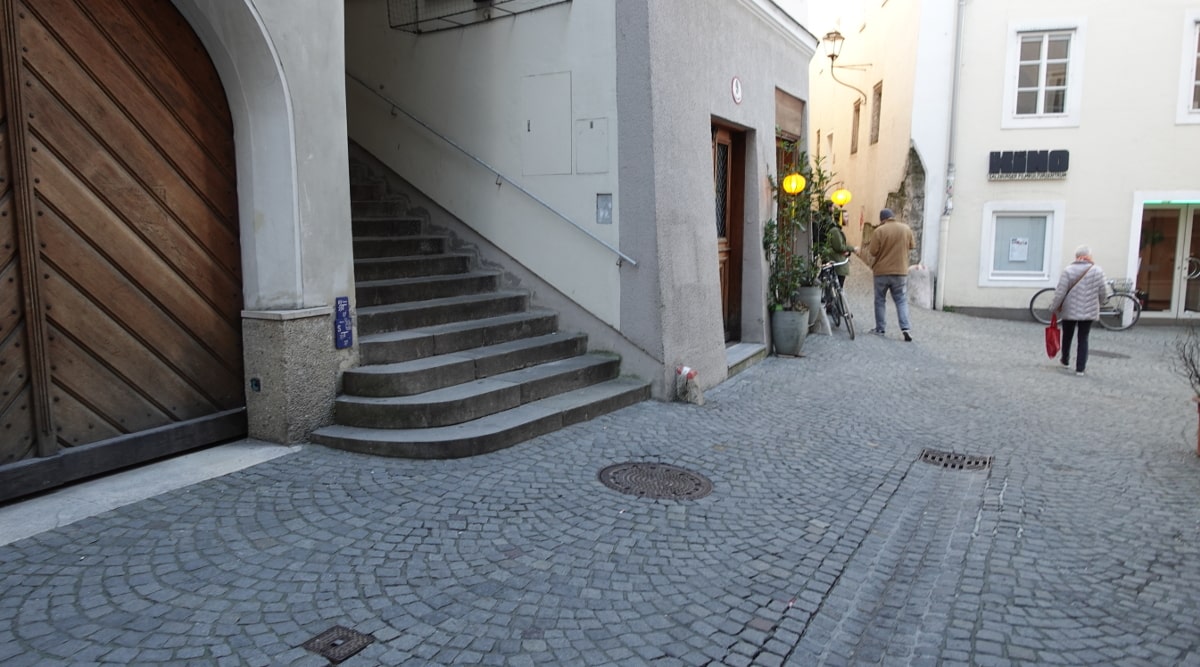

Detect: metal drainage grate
[301, 626, 375, 664]
[919, 449, 993, 471]
[1089, 350, 1130, 359]
[598, 462, 713, 500]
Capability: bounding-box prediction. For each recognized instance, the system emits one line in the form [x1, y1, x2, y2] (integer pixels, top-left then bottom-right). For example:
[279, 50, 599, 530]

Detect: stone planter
[794, 285, 824, 331]
[770, 308, 809, 356]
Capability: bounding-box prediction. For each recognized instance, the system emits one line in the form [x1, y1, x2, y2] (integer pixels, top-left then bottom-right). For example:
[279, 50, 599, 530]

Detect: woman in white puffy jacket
[1048, 245, 1108, 375]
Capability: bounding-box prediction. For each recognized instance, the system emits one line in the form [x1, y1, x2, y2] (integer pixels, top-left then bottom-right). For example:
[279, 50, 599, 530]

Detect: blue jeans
[873, 275, 912, 333]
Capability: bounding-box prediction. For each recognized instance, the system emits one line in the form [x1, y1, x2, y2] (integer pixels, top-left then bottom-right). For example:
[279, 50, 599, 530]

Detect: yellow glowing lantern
[781, 173, 806, 195]
[831, 188, 853, 208]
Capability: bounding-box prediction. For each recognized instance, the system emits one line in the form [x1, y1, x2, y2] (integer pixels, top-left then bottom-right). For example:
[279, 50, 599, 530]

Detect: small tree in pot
[763, 153, 835, 353]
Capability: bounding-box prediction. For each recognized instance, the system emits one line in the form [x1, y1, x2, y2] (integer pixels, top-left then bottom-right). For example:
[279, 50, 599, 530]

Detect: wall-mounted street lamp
[823, 30, 868, 104]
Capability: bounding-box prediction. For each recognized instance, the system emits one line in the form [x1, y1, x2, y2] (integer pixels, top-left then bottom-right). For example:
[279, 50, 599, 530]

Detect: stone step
[335, 354, 620, 428]
[351, 216, 422, 238]
[355, 271, 500, 307]
[351, 199, 408, 218]
[354, 253, 473, 281]
[310, 377, 651, 459]
[353, 235, 446, 258]
[358, 310, 559, 365]
[344, 331, 587, 397]
[350, 182, 386, 200]
[357, 290, 529, 335]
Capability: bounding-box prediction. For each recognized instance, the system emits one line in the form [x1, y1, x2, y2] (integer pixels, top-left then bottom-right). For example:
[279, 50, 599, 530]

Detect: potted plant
[763, 153, 836, 351]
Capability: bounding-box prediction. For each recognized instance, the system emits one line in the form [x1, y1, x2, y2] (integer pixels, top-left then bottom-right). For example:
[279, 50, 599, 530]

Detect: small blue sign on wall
[334, 296, 353, 349]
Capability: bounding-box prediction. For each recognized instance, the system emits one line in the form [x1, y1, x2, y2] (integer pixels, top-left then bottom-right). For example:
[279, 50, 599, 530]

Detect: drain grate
[598, 462, 713, 500]
[919, 448, 993, 471]
[1089, 350, 1130, 359]
[301, 626, 375, 664]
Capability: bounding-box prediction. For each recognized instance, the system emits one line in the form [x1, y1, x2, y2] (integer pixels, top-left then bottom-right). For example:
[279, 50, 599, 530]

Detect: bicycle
[1028, 277, 1142, 331]
[818, 257, 855, 339]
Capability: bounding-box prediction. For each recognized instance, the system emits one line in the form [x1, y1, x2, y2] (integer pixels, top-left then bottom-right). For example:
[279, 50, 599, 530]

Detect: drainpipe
[935, 0, 967, 311]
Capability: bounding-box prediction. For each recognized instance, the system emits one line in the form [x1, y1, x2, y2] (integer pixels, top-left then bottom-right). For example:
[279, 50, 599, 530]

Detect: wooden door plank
[47, 327, 174, 438]
[0, 407, 246, 504]
[40, 209, 242, 404]
[1, 0, 55, 455]
[0, 385, 35, 465]
[42, 265, 220, 421]
[19, 13, 240, 264]
[47, 384, 122, 448]
[30, 143, 242, 329]
[80, 0, 234, 174]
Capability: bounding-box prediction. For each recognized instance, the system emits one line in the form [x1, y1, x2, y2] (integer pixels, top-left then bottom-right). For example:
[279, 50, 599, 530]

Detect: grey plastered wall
[617, 0, 816, 391]
[173, 0, 357, 442]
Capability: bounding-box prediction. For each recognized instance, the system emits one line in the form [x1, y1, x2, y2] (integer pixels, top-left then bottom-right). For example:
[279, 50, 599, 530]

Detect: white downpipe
[935, 0, 968, 311]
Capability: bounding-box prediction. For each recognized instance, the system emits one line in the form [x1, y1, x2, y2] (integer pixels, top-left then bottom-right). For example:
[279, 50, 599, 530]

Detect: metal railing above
[347, 73, 635, 267]
[388, 0, 570, 34]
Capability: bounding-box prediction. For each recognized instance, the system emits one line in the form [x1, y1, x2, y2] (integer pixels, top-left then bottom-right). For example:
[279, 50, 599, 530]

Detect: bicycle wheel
[1098, 293, 1141, 331]
[1029, 288, 1056, 324]
[838, 290, 855, 339]
[827, 285, 842, 328]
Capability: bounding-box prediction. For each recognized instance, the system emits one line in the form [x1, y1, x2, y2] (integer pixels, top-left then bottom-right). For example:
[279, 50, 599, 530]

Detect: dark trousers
[1061, 320, 1093, 372]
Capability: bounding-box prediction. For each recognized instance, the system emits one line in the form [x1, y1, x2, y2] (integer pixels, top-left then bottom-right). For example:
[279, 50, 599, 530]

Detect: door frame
[1131, 191, 1200, 320]
[712, 121, 746, 342]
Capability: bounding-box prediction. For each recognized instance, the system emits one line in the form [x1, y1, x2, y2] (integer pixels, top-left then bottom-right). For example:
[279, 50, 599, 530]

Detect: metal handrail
[347, 72, 636, 266]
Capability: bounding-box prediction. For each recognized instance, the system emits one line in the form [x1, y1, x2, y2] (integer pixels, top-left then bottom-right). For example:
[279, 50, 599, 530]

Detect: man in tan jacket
[864, 208, 916, 341]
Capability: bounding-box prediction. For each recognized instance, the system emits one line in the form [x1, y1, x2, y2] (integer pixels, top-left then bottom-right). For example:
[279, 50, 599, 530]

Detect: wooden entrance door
[712, 125, 745, 342]
[0, 0, 245, 502]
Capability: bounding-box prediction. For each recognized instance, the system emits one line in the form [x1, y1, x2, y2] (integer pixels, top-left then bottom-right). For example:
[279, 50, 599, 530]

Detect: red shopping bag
[1044, 313, 1061, 358]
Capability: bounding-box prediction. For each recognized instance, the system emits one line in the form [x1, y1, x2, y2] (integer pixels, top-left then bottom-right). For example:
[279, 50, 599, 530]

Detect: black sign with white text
[988, 150, 1069, 181]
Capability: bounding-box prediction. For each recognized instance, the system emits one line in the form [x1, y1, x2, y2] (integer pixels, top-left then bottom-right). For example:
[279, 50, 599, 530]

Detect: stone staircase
[309, 164, 649, 458]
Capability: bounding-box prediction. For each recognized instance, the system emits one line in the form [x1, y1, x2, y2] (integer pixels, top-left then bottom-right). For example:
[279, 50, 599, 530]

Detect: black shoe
[902, 330, 913, 342]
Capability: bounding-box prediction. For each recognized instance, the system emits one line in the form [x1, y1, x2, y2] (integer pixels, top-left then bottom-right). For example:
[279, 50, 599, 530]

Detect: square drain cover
[919, 448, 993, 471]
[301, 625, 374, 664]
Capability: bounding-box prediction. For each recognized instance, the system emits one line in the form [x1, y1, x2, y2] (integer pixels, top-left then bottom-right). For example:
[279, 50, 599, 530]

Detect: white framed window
[1178, 11, 1200, 124]
[979, 201, 1065, 287]
[1001, 21, 1086, 129]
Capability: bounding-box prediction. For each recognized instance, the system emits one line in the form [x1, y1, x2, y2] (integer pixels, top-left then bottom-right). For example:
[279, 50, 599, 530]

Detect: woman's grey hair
[1075, 245, 1091, 258]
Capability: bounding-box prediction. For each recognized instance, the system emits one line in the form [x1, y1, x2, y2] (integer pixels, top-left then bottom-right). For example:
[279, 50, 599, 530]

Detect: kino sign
[988, 150, 1069, 181]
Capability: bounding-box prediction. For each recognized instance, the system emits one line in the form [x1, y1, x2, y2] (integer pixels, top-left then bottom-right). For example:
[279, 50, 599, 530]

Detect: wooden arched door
[0, 0, 244, 501]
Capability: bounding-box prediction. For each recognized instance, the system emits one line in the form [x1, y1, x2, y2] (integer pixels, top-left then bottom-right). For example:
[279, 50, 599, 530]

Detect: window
[1002, 21, 1086, 129]
[850, 101, 861, 155]
[1015, 32, 1071, 116]
[1192, 24, 1199, 110]
[978, 201, 1065, 286]
[1179, 12, 1200, 124]
[869, 83, 882, 144]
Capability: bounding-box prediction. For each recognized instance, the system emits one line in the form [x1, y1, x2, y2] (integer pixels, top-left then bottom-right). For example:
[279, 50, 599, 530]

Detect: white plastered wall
[344, 0, 622, 327]
[943, 0, 1200, 311]
[171, 0, 355, 441]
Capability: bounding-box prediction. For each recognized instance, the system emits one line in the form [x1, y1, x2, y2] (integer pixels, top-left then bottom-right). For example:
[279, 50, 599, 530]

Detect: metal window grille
[389, 0, 571, 34]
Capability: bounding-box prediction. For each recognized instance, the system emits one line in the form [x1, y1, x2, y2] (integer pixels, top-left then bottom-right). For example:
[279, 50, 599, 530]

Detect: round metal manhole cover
[598, 462, 713, 500]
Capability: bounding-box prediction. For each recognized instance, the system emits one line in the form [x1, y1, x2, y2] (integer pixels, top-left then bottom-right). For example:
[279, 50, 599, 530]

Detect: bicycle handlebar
[821, 258, 851, 270]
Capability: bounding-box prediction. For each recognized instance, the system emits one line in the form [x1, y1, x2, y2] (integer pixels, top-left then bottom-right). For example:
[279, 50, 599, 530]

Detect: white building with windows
[810, 0, 1200, 321]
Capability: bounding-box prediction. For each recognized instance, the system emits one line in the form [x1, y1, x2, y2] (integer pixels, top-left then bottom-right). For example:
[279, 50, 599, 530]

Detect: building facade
[809, 0, 1200, 319]
[1, 0, 819, 499]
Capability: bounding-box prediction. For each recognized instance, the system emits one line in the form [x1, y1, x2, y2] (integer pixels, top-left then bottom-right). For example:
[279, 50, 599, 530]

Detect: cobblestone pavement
[4, 265, 1200, 666]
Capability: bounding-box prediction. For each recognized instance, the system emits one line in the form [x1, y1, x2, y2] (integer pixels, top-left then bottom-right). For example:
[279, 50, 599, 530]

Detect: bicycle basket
[1111, 278, 1134, 293]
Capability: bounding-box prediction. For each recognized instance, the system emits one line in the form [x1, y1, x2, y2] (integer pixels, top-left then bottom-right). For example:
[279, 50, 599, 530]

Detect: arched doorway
[0, 0, 244, 501]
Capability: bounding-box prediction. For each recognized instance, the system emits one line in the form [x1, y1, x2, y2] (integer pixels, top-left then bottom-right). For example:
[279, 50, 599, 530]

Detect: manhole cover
[301, 626, 374, 664]
[919, 448, 993, 471]
[1089, 350, 1130, 359]
[598, 462, 713, 500]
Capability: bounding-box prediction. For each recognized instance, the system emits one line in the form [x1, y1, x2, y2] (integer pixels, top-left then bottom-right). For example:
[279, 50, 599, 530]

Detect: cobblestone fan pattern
[3, 265, 1200, 666]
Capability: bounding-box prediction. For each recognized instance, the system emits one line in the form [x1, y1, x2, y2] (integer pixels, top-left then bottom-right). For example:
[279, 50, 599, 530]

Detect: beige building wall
[943, 1, 1200, 315]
